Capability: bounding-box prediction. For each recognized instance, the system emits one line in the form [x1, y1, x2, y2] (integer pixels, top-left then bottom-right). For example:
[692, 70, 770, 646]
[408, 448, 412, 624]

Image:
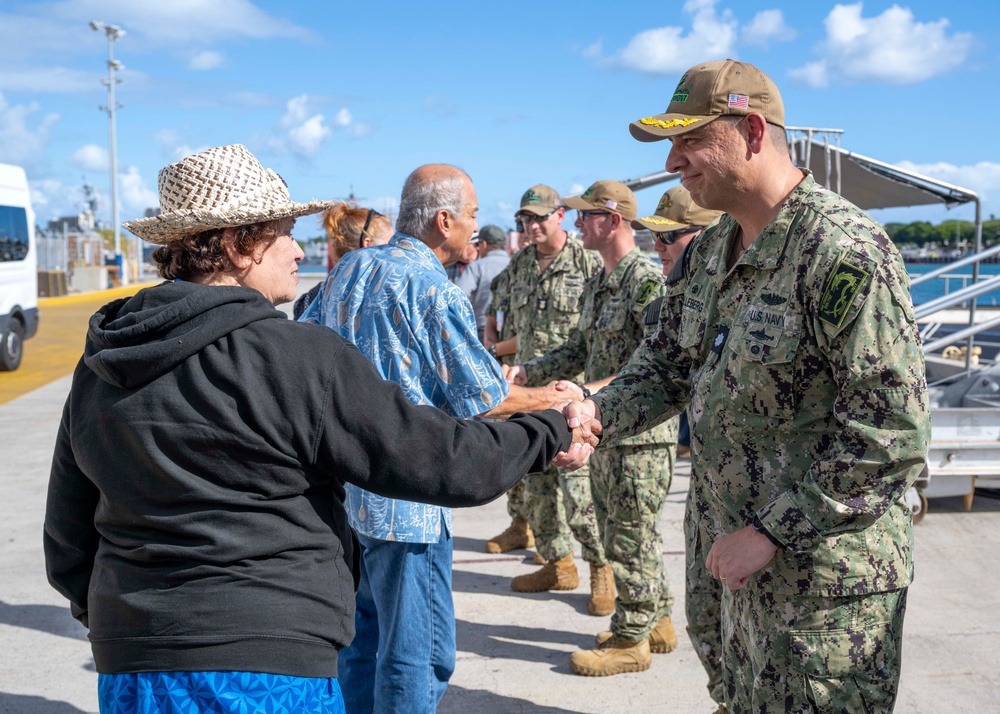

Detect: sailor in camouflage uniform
[488, 184, 608, 611]
[638, 185, 727, 708]
[560, 60, 930, 712]
[511, 180, 680, 677]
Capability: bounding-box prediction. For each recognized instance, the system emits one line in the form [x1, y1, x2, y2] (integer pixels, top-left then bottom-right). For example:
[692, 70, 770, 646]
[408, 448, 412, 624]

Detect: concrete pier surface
[2, 275, 999, 713]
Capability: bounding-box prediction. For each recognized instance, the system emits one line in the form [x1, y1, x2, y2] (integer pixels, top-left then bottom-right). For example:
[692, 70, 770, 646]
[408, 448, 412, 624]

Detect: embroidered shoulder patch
[634, 277, 661, 308]
[819, 259, 871, 328]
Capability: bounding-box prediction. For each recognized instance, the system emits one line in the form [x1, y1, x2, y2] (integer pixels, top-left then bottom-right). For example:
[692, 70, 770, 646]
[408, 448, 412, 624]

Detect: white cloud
[188, 50, 225, 71]
[0, 1, 313, 96]
[49, 0, 314, 47]
[333, 108, 352, 127]
[0, 65, 96, 94]
[272, 94, 332, 156]
[582, 40, 603, 59]
[596, 0, 739, 74]
[70, 143, 108, 172]
[119, 165, 159, 214]
[790, 3, 974, 87]
[741, 9, 796, 47]
[0, 93, 59, 167]
[153, 129, 210, 161]
[269, 96, 372, 154]
[896, 160, 1000, 207]
[567, 183, 586, 197]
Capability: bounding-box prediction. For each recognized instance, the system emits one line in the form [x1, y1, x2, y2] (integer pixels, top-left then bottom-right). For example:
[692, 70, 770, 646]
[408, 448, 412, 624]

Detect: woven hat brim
[123, 198, 336, 244]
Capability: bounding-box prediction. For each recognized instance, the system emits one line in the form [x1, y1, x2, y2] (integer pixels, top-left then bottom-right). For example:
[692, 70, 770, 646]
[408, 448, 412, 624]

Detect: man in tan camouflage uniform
[560, 60, 930, 712]
[485, 184, 610, 614]
[636, 186, 727, 709]
[510, 180, 679, 677]
[482, 268, 533, 550]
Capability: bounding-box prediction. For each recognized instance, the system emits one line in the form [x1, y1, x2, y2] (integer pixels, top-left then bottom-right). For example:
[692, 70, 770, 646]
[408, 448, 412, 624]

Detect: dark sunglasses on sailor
[655, 226, 703, 245]
[358, 208, 380, 247]
[577, 210, 612, 220]
[518, 210, 557, 225]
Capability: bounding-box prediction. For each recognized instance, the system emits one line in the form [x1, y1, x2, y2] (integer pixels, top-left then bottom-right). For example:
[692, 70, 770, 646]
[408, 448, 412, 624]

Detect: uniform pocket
[788, 619, 899, 714]
[731, 325, 801, 420]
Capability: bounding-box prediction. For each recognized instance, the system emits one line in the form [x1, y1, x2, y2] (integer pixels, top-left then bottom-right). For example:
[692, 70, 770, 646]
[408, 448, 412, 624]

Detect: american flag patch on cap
[728, 94, 749, 109]
[605, 200, 617, 210]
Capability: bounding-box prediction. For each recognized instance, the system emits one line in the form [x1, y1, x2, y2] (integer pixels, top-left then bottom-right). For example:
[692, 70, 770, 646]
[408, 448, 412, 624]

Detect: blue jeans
[338, 532, 456, 714]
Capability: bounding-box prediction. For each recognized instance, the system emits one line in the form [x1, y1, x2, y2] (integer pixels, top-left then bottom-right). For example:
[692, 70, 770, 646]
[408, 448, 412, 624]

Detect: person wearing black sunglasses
[633, 185, 722, 277]
[510, 179, 680, 678]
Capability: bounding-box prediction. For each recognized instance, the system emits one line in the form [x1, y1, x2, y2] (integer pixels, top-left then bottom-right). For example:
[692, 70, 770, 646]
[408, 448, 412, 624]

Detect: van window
[0, 205, 30, 262]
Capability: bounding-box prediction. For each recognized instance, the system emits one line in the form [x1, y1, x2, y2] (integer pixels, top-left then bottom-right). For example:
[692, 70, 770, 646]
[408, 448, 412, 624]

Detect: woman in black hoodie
[44, 144, 588, 714]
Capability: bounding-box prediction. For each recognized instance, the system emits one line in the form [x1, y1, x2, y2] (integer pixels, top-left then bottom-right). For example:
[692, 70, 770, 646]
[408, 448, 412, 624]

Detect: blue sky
[1, 0, 997, 241]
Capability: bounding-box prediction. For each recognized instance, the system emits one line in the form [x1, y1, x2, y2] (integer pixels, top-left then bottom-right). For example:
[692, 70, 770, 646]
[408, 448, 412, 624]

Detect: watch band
[752, 515, 784, 549]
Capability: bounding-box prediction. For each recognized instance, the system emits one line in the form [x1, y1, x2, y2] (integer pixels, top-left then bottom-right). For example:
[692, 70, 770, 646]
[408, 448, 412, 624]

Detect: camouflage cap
[632, 185, 723, 232]
[474, 224, 507, 246]
[629, 59, 784, 142]
[517, 184, 563, 216]
[562, 180, 637, 221]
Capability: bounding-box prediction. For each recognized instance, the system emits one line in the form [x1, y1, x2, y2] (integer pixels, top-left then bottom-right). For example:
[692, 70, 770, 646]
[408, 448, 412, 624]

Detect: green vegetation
[884, 216, 1000, 249]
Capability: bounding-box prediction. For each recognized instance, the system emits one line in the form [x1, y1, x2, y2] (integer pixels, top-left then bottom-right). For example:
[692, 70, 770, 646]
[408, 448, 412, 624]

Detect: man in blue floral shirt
[301, 164, 572, 714]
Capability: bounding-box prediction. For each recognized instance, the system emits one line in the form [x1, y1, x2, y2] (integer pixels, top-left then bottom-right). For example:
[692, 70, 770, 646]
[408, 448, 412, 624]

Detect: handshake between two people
[501, 363, 603, 470]
[553, 396, 604, 471]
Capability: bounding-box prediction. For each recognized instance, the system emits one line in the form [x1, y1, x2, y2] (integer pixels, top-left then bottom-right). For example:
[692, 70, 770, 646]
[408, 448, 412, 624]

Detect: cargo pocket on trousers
[788, 621, 898, 714]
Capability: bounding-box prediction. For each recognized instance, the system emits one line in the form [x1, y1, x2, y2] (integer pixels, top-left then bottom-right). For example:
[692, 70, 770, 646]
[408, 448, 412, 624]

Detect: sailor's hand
[549, 380, 584, 401]
[506, 365, 528, 385]
[551, 441, 594, 470]
[705, 526, 777, 591]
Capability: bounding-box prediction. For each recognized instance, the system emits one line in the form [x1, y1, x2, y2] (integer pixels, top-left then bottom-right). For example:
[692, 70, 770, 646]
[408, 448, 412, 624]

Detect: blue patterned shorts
[98, 671, 345, 714]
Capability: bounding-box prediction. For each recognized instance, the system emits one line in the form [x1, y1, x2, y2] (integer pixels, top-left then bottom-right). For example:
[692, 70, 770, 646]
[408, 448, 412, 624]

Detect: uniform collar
[599, 247, 643, 291]
[702, 170, 814, 277]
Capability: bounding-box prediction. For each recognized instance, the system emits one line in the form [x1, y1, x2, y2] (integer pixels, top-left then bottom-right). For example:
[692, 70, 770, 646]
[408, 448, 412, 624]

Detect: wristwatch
[579, 384, 592, 399]
[751, 515, 783, 549]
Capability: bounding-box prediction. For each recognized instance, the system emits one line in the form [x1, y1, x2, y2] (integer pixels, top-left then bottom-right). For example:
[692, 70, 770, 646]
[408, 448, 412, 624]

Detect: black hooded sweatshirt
[44, 280, 571, 677]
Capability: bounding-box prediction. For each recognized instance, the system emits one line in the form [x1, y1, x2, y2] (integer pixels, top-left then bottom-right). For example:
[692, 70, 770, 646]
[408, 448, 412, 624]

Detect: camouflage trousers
[590, 443, 675, 642]
[684, 464, 724, 706]
[504, 480, 529, 521]
[722, 584, 907, 713]
[523, 464, 605, 565]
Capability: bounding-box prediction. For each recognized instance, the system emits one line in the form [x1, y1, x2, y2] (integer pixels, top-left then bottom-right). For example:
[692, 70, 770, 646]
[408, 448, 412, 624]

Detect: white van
[0, 163, 38, 371]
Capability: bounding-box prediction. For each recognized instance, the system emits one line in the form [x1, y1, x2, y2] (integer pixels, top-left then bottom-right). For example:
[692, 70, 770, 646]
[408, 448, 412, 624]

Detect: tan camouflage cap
[629, 59, 784, 142]
[632, 185, 723, 232]
[517, 184, 563, 216]
[562, 180, 637, 221]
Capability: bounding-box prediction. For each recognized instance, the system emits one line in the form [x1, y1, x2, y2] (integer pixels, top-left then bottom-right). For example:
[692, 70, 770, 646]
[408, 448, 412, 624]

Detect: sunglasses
[577, 210, 612, 220]
[655, 226, 703, 245]
[518, 210, 556, 225]
[359, 208, 381, 247]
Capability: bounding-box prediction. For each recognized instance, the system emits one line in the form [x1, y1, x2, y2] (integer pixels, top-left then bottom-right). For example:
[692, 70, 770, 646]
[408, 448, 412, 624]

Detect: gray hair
[396, 167, 469, 239]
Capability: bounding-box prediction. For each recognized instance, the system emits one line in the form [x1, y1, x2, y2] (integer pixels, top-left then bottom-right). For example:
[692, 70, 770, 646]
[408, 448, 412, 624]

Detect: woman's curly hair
[152, 220, 281, 280]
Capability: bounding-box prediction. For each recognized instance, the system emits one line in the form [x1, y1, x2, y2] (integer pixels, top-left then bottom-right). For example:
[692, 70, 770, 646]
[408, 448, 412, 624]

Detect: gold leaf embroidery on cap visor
[639, 117, 702, 129]
[641, 216, 682, 226]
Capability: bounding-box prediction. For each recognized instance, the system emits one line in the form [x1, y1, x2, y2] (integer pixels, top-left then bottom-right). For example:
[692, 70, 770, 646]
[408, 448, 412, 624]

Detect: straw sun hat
[123, 144, 334, 244]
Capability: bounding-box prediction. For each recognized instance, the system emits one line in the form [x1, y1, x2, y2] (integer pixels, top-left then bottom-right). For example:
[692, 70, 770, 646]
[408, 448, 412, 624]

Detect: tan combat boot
[484, 517, 535, 554]
[595, 615, 678, 653]
[510, 553, 579, 592]
[588, 563, 615, 616]
[569, 635, 651, 676]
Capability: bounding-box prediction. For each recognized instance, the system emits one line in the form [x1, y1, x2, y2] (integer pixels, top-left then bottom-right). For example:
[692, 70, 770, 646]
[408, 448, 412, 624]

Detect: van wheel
[0, 320, 24, 371]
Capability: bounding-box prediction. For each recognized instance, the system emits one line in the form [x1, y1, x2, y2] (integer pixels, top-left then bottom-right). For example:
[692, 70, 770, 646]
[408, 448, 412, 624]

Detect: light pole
[90, 20, 125, 286]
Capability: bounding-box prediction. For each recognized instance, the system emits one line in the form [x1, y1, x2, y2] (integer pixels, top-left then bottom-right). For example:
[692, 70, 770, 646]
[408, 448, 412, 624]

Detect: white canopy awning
[620, 136, 979, 213]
